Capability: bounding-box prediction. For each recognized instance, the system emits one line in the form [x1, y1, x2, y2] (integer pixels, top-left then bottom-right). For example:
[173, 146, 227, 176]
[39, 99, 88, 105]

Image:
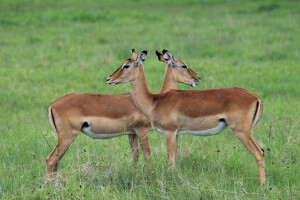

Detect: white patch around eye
[181, 64, 188, 69]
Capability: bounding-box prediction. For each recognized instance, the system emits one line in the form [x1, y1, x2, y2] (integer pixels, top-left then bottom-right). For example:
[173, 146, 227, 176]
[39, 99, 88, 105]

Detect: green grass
[0, 0, 300, 199]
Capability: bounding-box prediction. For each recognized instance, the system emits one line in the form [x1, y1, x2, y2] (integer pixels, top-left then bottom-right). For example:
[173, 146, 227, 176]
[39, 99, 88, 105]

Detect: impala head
[156, 49, 201, 87]
[107, 49, 147, 86]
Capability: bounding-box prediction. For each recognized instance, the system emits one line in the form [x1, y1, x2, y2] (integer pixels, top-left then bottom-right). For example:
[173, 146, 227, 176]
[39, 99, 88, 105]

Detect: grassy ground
[0, 0, 299, 199]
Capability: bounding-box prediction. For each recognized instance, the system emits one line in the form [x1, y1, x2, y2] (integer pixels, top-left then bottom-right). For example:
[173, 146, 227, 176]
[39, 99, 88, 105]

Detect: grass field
[0, 0, 300, 199]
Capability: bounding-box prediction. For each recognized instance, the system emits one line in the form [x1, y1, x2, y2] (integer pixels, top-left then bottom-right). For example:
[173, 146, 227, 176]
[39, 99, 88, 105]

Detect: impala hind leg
[46, 128, 78, 177]
[164, 130, 177, 168]
[233, 130, 265, 186]
[128, 134, 139, 167]
[135, 127, 151, 167]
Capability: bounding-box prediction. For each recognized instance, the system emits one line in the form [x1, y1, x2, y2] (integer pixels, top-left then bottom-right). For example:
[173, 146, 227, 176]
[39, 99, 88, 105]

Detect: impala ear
[163, 49, 175, 65]
[156, 50, 167, 64]
[135, 50, 147, 66]
[131, 49, 138, 60]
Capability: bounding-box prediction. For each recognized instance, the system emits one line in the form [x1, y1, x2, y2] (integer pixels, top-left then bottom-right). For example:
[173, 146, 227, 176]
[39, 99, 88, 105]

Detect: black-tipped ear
[136, 50, 147, 65]
[156, 50, 162, 57]
[162, 49, 169, 54]
[131, 49, 137, 60]
[156, 50, 166, 63]
[163, 51, 175, 65]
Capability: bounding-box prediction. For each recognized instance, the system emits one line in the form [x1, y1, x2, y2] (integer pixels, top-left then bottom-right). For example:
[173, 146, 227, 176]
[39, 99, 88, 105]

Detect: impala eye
[123, 65, 129, 69]
[182, 65, 187, 68]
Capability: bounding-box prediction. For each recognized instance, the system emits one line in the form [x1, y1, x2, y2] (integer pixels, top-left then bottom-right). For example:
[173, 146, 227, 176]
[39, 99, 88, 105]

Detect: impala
[107, 49, 265, 186]
[46, 49, 200, 176]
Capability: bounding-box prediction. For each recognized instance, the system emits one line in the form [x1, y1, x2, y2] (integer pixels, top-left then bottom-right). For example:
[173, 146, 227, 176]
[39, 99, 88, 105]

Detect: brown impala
[107, 49, 265, 186]
[46, 49, 200, 176]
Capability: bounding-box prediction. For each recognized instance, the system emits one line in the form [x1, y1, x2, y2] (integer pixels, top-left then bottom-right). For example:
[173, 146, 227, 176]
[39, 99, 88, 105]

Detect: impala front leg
[135, 127, 151, 167]
[164, 130, 177, 168]
[128, 134, 139, 167]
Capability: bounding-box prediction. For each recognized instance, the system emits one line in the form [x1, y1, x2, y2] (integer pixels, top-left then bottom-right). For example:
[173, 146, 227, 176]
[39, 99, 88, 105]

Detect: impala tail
[251, 100, 265, 158]
[252, 100, 263, 128]
[47, 106, 57, 131]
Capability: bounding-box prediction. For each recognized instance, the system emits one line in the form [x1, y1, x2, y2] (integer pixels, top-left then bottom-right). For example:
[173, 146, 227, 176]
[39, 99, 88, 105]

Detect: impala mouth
[192, 81, 198, 87]
[107, 81, 116, 86]
[191, 77, 201, 87]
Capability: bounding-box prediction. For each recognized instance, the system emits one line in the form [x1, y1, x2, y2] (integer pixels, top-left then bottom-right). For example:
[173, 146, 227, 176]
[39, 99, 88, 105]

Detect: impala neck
[131, 65, 155, 118]
[159, 65, 177, 93]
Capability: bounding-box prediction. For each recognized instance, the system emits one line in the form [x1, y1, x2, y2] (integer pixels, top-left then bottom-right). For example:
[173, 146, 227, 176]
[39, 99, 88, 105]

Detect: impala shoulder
[166, 89, 186, 98]
[133, 114, 151, 127]
[167, 89, 180, 94]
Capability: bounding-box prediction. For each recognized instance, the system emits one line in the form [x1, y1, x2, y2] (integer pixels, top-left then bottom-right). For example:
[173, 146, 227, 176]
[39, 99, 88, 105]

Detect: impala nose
[107, 78, 110, 82]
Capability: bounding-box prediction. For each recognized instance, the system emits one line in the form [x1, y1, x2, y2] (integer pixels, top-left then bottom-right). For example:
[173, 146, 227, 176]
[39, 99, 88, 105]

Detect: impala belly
[81, 126, 132, 139]
[177, 115, 228, 136]
[156, 128, 164, 135]
[178, 120, 227, 136]
[78, 117, 134, 139]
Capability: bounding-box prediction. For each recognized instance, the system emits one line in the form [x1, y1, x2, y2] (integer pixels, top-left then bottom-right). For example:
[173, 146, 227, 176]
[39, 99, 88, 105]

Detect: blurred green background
[0, 0, 299, 199]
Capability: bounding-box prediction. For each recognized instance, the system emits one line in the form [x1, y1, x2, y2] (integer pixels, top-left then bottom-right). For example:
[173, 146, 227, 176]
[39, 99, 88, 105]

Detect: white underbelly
[178, 120, 227, 136]
[156, 128, 164, 135]
[81, 126, 133, 139]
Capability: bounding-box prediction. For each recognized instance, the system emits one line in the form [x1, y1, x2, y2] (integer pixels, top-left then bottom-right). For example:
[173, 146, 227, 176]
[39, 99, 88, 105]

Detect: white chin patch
[192, 81, 198, 87]
[107, 81, 116, 86]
